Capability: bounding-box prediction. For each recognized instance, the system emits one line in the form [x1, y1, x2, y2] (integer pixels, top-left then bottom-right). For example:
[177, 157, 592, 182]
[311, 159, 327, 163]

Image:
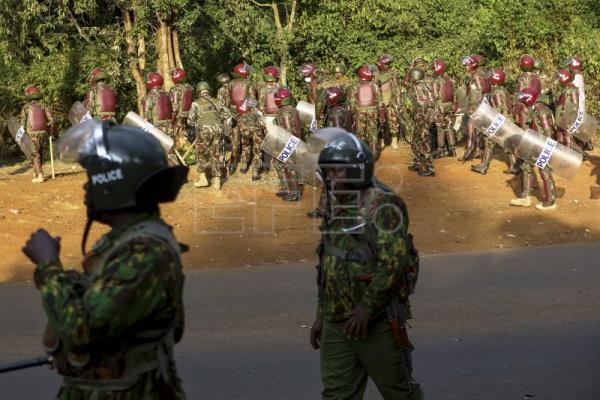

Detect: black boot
[251, 170, 261, 181]
[419, 165, 435, 177]
[471, 147, 492, 175]
[276, 169, 289, 197]
[307, 209, 324, 218]
[408, 162, 420, 172]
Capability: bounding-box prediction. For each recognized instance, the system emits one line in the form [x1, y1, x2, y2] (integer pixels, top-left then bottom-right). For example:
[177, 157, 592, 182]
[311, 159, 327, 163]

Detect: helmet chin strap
[81, 217, 93, 256]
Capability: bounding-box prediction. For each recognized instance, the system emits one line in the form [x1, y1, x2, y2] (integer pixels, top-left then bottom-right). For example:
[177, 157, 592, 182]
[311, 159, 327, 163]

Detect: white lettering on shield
[568, 110, 585, 134]
[485, 114, 506, 137]
[535, 138, 558, 170]
[141, 122, 155, 133]
[15, 126, 25, 144]
[91, 168, 124, 186]
[277, 136, 300, 163]
[80, 112, 92, 123]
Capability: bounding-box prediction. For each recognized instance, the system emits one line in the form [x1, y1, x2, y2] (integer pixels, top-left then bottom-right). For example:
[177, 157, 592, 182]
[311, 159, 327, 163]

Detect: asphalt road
[1, 243, 600, 399]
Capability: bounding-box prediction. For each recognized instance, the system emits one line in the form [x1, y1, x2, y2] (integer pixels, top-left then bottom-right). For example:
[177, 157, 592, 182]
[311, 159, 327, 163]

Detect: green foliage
[1, 0, 600, 158]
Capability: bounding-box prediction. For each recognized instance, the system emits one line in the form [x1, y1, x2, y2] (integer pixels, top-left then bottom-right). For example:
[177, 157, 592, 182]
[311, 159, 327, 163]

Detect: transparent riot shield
[296, 101, 318, 133]
[68, 102, 92, 126]
[306, 127, 351, 153]
[121, 112, 174, 152]
[7, 117, 34, 160]
[557, 109, 598, 142]
[470, 102, 582, 180]
[260, 118, 320, 186]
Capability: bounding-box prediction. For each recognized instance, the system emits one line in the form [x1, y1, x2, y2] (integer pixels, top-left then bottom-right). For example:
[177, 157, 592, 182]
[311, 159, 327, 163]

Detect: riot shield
[557, 109, 598, 142]
[260, 118, 320, 186]
[296, 101, 318, 133]
[470, 102, 582, 180]
[68, 102, 92, 126]
[8, 117, 34, 160]
[121, 112, 174, 152]
[306, 127, 352, 153]
[454, 85, 468, 114]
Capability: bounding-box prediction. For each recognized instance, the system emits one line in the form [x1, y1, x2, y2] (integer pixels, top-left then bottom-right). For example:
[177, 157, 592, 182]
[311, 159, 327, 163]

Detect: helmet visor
[58, 119, 107, 163]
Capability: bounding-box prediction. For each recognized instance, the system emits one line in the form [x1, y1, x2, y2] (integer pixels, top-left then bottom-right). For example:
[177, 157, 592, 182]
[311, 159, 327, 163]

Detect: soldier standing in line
[311, 131, 425, 400]
[142, 71, 177, 164]
[554, 69, 579, 149]
[188, 81, 232, 190]
[216, 73, 231, 109]
[22, 120, 188, 399]
[471, 68, 512, 175]
[19, 85, 55, 183]
[350, 65, 385, 160]
[234, 99, 266, 181]
[565, 56, 592, 154]
[510, 88, 557, 211]
[459, 54, 490, 161]
[228, 63, 257, 170]
[535, 58, 554, 110]
[169, 67, 194, 148]
[407, 68, 436, 177]
[430, 59, 456, 158]
[274, 87, 303, 201]
[375, 54, 402, 150]
[84, 68, 117, 122]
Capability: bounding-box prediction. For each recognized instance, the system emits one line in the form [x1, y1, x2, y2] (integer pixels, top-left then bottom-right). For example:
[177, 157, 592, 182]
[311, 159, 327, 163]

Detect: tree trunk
[157, 15, 174, 90]
[172, 29, 184, 69]
[166, 25, 176, 70]
[123, 8, 146, 114]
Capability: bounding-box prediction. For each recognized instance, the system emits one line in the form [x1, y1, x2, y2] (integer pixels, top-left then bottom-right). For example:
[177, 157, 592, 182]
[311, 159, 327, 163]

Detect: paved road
[1, 244, 600, 399]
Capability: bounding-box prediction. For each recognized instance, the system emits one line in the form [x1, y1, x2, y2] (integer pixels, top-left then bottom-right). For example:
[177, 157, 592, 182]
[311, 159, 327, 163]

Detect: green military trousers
[320, 320, 425, 400]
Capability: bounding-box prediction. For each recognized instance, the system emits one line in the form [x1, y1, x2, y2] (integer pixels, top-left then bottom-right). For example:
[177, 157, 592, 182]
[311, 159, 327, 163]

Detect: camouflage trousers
[433, 110, 456, 154]
[354, 107, 380, 160]
[383, 103, 400, 139]
[411, 117, 433, 169]
[239, 128, 264, 172]
[156, 124, 181, 166]
[196, 127, 222, 178]
[320, 320, 425, 400]
[29, 131, 46, 175]
[520, 162, 556, 205]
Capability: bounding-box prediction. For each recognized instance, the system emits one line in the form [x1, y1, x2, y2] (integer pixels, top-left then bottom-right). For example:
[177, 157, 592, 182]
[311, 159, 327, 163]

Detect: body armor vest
[356, 83, 376, 108]
[230, 79, 250, 106]
[27, 102, 48, 132]
[276, 106, 302, 137]
[491, 86, 511, 116]
[191, 98, 220, 128]
[97, 84, 116, 115]
[436, 75, 454, 104]
[264, 87, 279, 115]
[180, 84, 193, 114]
[155, 91, 172, 121]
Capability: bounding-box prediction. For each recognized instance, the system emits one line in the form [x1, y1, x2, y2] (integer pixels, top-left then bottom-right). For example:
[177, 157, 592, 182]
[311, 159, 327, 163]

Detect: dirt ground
[1, 143, 600, 283]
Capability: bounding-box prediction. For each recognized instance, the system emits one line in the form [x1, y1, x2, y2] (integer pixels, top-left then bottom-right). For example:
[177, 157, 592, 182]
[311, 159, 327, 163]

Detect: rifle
[0, 356, 52, 374]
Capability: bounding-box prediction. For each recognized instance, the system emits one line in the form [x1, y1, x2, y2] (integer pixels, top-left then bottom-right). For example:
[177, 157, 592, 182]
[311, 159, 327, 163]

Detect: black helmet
[317, 130, 374, 189]
[59, 120, 188, 212]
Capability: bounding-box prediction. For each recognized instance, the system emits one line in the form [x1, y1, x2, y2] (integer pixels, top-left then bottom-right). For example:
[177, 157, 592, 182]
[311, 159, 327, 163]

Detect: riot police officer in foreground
[311, 131, 425, 400]
[22, 120, 188, 399]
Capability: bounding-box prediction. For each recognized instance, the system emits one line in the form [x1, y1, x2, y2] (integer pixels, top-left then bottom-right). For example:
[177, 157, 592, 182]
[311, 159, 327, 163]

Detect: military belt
[322, 242, 373, 263]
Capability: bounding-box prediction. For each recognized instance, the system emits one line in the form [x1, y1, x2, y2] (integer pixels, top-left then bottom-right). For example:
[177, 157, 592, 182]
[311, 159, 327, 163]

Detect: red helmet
[490, 68, 506, 85]
[376, 54, 393, 70]
[519, 54, 535, 72]
[300, 63, 317, 78]
[566, 56, 583, 72]
[274, 87, 293, 107]
[236, 97, 258, 114]
[325, 86, 344, 106]
[557, 69, 574, 86]
[461, 55, 478, 72]
[90, 68, 107, 84]
[357, 65, 374, 81]
[263, 65, 280, 82]
[146, 72, 164, 90]
[232, 63, 251, 78]
[25, 85, 40, 96]
[518, 87, 539, 107]
[432, 59, 446, 75]
[170, 67, 187, 83]
[471, 54, 485, 65]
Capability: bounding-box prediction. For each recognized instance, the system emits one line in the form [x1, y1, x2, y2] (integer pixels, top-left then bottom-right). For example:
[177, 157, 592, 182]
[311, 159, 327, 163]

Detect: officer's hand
[310, 318, 323, 350]
[22, 229, 61, 265]
[344, 305, 371, 339]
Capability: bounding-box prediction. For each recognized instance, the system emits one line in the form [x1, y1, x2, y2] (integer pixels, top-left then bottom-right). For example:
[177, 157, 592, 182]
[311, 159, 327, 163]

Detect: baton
[48, 136, 55, 179]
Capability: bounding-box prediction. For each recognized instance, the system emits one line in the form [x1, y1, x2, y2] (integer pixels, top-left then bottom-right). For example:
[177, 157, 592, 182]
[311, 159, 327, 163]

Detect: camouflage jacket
[170, 82, 194, 119]
[275, 105, 302, 138]
[490, 86, 512, 117]
[235, 109, 265, 136]
[189, 95, 231, 133]
[324, 103, 354, 133]
[316, 181, 414, 321]
[84, 82, 117, 119]
[375, 69, 400, 106]
[217, 84, 230, 109]
[143, 88, 172, 127]
[555, 85, 580, 124]
[524, 103, 555, 137]
[19, 100, 54, 135]
[35, 214, 186, 399]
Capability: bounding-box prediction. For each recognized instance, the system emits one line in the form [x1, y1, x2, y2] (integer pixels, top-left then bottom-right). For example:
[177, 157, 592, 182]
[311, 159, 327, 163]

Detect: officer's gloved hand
[344, 305, 371, 339]
[22, 229, 61, 266]
[310, 318, 323, 350]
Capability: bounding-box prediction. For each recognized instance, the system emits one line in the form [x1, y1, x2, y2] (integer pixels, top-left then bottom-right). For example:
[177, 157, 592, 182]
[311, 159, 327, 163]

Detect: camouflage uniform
[376, 69, 401, 145]
[188, 95, 231, 181]
[143, 88, 176, 163]
[19, 99, 54, 180]
[170, 82, 194, 142]
[431, 73, 456, 157]
[410, 81, 436, 175]
[554, 84, 579, 149]
[316, 181, 424, 400]
[37, 214, 186, 399]
[274, 104, 303, 199]
[84, 82, 117, 122]
[217, 82, 230, 109]
[350, 81, 384, 160]
[234, 108, 266, 178]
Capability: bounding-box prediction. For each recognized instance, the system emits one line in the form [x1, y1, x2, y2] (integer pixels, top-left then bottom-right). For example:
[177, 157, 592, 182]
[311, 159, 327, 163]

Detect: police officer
[234, 99, 266, 181]
[311, 131, 425, 400]
[460, 54, 490, 161]
[216, 73, 231, 109]
[143, 71, 177, 163]
[375, 54, 402, 150]
[170, 67, 194, 146]
[565, 56, 591, 153]
[20, 85, 54, 183]
[188, 81, 232, 190]
[510, 88, 557, 211]
[323, 86, 354, 132]
[408, 68, 436, 177]
[554, 69, 578, 149]
[228, 63, 256, 114]
[431, 59, 456, 158]
[274, 87, 303, 201]
[84, 68, 117, 122]
[22, 120, 188, 399]
[350, 65, 385, 160]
